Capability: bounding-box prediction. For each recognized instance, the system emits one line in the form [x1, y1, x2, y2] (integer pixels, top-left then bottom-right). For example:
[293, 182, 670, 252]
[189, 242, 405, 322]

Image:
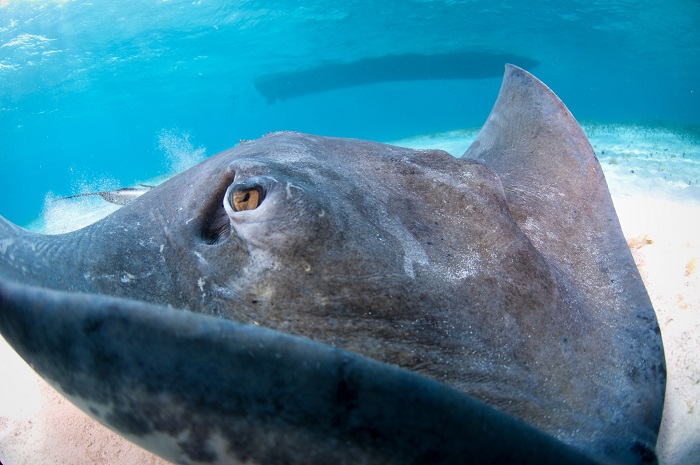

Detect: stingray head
[158, 133, 554, 371]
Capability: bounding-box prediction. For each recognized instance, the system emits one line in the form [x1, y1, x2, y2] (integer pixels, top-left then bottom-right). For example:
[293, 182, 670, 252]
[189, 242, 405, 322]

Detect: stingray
[0, 66, 664, 465]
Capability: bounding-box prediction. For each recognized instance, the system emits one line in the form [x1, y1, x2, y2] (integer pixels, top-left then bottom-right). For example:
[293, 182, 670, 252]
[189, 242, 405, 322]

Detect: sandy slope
[614, 194, 700, 465]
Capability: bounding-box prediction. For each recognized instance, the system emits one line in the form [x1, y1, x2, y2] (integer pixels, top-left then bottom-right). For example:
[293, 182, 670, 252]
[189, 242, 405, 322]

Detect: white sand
[615, 194, 700, 465]
[1, 125, 699, 464]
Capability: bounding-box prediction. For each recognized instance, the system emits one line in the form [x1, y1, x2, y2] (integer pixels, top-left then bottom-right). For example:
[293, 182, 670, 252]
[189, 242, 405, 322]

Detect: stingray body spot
[0, 238, 15, 255]
[193, 251, 207, 265]
[285, 181, 304, 199]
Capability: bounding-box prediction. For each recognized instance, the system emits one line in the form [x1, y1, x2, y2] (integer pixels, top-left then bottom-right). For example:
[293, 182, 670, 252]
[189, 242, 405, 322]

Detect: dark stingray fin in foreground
[0, 279, 598, 465]
[254, 51, 539, 103]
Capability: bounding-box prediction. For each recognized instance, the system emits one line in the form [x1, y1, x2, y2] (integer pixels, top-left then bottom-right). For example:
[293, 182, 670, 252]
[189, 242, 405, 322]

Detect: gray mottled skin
[0, 66, 664, 465]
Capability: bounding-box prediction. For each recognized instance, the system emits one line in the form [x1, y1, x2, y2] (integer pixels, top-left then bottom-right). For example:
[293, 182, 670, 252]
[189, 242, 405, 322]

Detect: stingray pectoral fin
[0, 278, 599, 465]
[463, 64, 665, 451]
[462, 65, 645, 299]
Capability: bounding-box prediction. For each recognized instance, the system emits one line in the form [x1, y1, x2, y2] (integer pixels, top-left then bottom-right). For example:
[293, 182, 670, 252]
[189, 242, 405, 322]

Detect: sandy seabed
[1, 125, 699, 465]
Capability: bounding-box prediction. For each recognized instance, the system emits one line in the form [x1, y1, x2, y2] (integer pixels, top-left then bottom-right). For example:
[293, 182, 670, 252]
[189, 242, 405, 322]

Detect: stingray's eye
[229, 187, 264, 212]
[223, 176, 271, 217]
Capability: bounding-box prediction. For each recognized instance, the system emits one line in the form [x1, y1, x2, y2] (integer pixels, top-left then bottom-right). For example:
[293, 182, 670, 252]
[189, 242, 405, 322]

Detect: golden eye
[231, 188, 262, 211]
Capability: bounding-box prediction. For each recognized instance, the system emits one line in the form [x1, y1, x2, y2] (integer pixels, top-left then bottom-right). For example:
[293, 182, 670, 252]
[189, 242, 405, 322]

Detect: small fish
[57, 185, 153, 205]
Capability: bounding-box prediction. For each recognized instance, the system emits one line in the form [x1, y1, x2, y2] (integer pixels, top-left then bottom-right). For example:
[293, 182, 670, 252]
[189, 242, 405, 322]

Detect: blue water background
[1, 0, 699, 226]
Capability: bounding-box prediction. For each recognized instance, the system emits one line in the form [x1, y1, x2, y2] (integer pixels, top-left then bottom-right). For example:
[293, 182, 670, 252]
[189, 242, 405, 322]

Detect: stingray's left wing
[0, 278, 598, 465]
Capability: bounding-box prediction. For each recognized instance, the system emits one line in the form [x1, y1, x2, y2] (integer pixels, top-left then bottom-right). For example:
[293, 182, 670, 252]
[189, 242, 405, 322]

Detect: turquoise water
[1, 0, 699, 226]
